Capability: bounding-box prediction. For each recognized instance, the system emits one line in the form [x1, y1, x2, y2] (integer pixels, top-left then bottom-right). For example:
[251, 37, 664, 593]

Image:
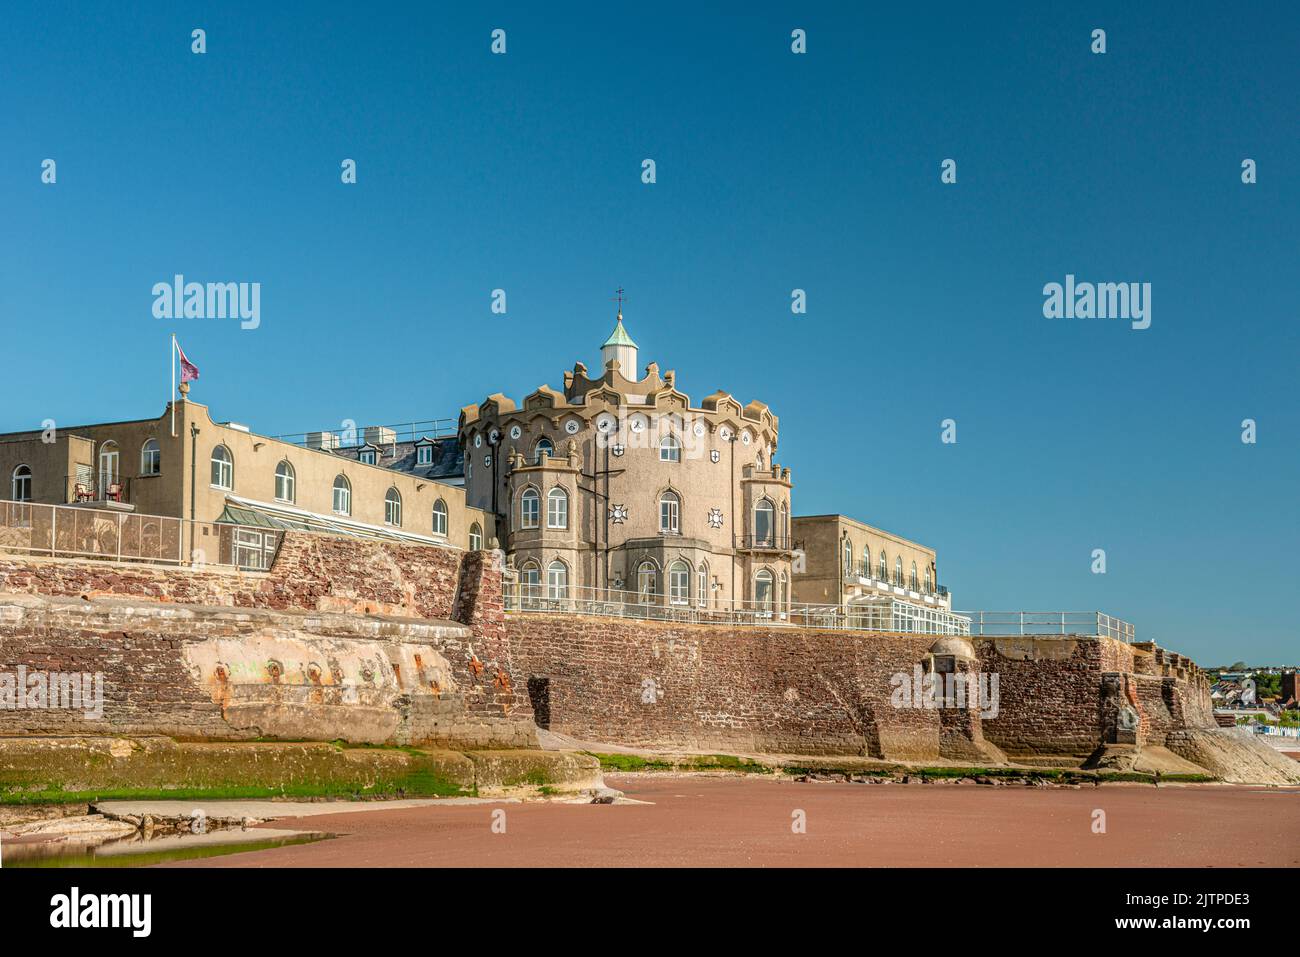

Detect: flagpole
[171, 334, 176, 438]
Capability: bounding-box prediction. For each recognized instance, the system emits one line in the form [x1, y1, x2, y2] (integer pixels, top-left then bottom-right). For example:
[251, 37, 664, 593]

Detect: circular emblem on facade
[484, 454, 492, 466]
[710, 450, 720, 463]
[740, 430, 752, 446]
[612, 444, 625, 457]
[509, 425, 522, 440]
[474, 434, 483, 448]
[596, 414, 617, 434]
[719, 426, 732, 441]
[692, 421, 706, 437]
[565, 419, 580, 435]
[608, 504, 628, 524]
[707, 507, 724, 529]
[629, 417, 645, 433]
[488, 428, 500, 445]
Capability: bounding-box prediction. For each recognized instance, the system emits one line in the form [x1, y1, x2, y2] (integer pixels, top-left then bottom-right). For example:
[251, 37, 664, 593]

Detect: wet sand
[170, 775, 1300, 868]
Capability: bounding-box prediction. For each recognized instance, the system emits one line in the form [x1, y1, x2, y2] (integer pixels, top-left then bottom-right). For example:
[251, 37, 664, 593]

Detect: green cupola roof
[602, 314, 638, 349]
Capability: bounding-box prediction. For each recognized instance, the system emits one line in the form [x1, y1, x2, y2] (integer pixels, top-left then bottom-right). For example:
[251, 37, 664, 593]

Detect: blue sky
[2, 2, 1296, 664]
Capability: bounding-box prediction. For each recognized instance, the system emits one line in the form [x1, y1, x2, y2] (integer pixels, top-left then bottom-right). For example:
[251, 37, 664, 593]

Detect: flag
[176, 342, 200, 383]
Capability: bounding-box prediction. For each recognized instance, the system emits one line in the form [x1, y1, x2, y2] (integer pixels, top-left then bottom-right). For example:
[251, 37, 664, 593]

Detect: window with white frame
[533, 438, 553, 464]
[520, 488, 540, 528]
[332, 475, 351, 515]
[878, 551, 888, 581]
[755, 569, 774, 612]
[755, 499, 775, 545]
[547, 560, 568, 601]
[659, 434, 681, 462]
[547, 487, 568, 529]
[637, 561, 657, 603]
[910, 561, 919, 591]
[384, 487, 402, 526]
[659, 490, 680, 534]
[697, 564, 709, 607]
[417, 443, 433, 466]
[432, 499, 448, 537]
[895, 555, 903, 586]
[842, 537, 853, 576]
[862, 545, 871, 579]
[274, 460, 295, 503]
[669, 560, 690, 604]
[521, 561, 541, 603]
[210, 445, 233, 489]
[925, 566, 933, 593]
[359, 448, 377, 465]
[469, 522, 482, 551]
[11, 465, 32, 502]
[140, 439, 161, 476]
[780, 570, 789, 610]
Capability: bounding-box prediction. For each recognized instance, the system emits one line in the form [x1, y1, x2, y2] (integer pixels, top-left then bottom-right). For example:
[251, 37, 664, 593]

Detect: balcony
[64, 476, 135, 510]
[736, 534, 801, 552]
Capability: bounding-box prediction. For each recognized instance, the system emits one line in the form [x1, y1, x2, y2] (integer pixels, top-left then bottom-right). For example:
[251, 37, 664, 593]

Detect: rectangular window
[417, 445, 433, 465]
[547, 493, 567, 529]
[660, 499, 679, 533]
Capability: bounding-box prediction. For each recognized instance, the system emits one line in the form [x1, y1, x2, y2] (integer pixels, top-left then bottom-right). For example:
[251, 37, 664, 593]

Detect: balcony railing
[850, 567, 946, 597]
[504, 581, 972, 636]
[956, 610, 1135, 643]
[63, 475, 134, 505]
[737, 534, 802, 551]
[0, 499, 279, 571]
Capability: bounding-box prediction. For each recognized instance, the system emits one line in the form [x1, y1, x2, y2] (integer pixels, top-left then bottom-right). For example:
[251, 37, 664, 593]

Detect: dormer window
[359, 447, 377, 466]
[416, 442, 434, 466]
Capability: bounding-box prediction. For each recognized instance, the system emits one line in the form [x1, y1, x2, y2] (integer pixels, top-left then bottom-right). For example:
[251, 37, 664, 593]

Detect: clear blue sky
[2, 2, 1296, 665]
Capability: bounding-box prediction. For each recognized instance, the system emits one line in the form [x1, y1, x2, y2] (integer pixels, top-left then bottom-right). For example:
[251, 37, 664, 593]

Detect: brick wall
[505, 614, 962, 759]
[0, 531, 464, 620]
[0, 534, 535, 746]
[976, 635, 1214, 757]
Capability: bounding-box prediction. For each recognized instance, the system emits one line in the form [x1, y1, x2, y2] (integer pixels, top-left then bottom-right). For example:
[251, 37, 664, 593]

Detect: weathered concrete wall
[0, 593, 535, 748]
[504, 613, 980, 759]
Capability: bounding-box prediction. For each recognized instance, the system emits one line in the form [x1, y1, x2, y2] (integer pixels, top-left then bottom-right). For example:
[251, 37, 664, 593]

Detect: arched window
[669, 560, 690, 604]
[274, 460, 295, 503]
[910, 561, 919, 591]
[332, 475, 351, 515]
[384, 487, 402, 527]
[755, 569, 774, 612]
[533, 438, 554, 464]
[547, 487, 568, 529]
[637, 561, 657, 604]
[842, 538, 853, 577]
[862, 545, 871, 579]
[659, 490, 680, 534]
[210, 444, 232, 490]
[520, 561, 541, 605]
[659, 434, 681, 463]
[547, 560, 569, 601]
[469, 522, 483, 551]
[780, 570, 789, 610]
[780, 501, 789, 539]
[925, 565, 934, 593]
[878, 550, 888, 581]
[99, 440, 120, 494]
[520, 487, 540, 528]
[140, 439, 160, 476]
[697, 562, 709, 608]
[895, 555, 903, 586]
[755, 499, 775, 546]
[432, 498, 448, 536]
[11, 465, 32, 502]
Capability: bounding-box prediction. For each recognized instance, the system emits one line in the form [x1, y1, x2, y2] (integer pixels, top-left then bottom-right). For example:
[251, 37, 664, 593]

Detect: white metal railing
[0, 499, 279, 571]
[504, 581, 972, 635]
[956, 610, 1135, 642]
